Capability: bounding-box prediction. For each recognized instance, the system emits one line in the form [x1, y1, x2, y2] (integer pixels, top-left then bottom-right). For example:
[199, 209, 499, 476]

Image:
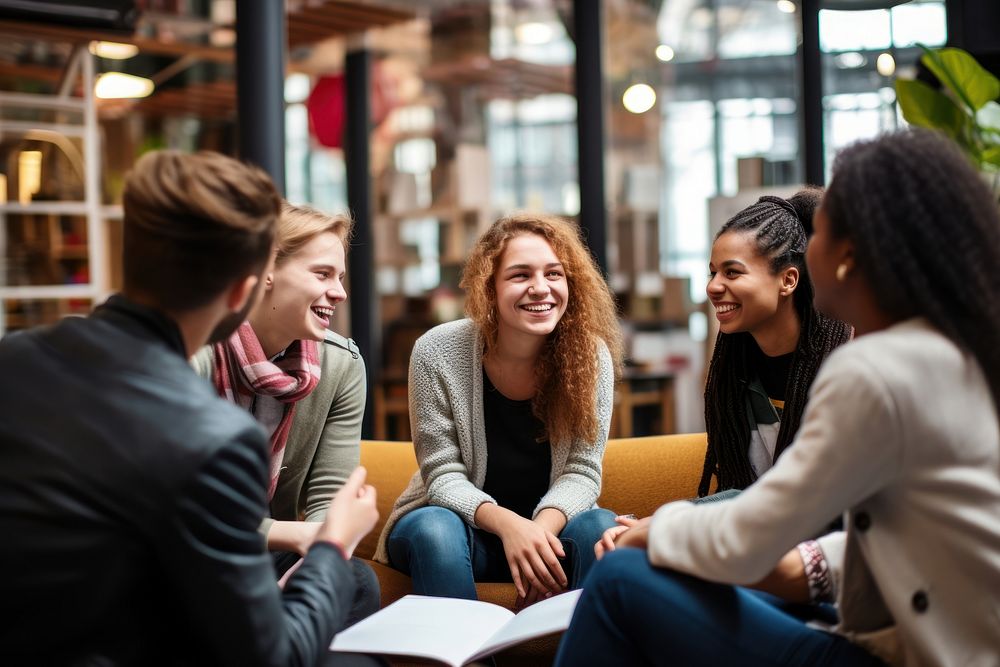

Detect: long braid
[700, 189, 852, 495]
[701, 332, 756, 494]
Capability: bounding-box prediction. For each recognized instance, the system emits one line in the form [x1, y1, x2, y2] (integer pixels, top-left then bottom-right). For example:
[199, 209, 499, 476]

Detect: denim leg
[386, 506, 478, 599]
[469, 528, 516, 583]
[555, 549, 885, 667]
[558, 508, 618, 589]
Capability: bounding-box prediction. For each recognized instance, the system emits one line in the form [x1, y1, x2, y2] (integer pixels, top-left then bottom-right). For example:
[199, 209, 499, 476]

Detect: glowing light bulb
[88, 41, 138, 60]
[623, 84, 656, 114]
[655, 45, 675, 62]
[95, 72, 154, 99]
[876, 52, 896, 77]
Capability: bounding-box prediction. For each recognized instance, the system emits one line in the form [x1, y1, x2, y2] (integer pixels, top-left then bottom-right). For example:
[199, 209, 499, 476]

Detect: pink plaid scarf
[211, 322, 321, 500]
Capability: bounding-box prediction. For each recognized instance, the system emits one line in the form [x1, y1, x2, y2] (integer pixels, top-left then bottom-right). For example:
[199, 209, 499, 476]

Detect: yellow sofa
[352, 434, 707, 665]
[355, 433, 709, 609]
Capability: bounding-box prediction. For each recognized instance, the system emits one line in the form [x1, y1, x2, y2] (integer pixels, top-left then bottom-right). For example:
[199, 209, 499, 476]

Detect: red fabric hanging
[306, 63, 397, 149]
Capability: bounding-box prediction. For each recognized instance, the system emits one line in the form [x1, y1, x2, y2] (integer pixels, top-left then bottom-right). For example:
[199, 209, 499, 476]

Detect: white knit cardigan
[374, 318, 614, 563]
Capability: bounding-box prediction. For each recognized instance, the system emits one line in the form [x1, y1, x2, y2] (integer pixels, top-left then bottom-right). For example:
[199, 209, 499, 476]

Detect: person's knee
[585, 548, 649, 590]
[562, 508, 617, 544]
[350, 558, 380, 598]
[348, 558, 381, 621]
[391, 506, 467, 560]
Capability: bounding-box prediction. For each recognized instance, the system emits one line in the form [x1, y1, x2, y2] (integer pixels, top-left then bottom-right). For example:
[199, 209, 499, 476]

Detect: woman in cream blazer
[558, 131, 1000, 667]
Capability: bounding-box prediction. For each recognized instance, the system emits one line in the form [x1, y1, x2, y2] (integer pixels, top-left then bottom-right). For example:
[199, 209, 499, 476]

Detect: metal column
[800, 0, 824, 186]
[573, 0, 608, 274]
[345, 46, 378, 439]
[236, 1, 286, 194]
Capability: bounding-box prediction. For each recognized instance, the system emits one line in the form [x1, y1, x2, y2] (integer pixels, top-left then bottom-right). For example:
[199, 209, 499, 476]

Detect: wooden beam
[0, 19, 234, 63]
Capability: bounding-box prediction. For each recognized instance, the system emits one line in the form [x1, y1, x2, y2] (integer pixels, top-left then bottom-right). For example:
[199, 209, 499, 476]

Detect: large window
[640, 0, 948, 301]
[820, 0, 947, 176]
[648, 0, 802, 302]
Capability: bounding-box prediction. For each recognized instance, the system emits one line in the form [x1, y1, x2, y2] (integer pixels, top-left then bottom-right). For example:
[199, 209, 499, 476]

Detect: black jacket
[0, 296, 355, 666]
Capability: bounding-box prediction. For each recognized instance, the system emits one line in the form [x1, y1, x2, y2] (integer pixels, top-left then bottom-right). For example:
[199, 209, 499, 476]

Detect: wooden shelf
[422, 56, 573, 99]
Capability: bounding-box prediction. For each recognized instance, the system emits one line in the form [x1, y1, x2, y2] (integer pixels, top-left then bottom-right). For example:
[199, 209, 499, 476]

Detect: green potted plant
[896, 45, 1000, 194]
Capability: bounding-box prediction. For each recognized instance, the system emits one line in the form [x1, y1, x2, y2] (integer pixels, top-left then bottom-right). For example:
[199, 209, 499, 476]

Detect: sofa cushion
[356, 440, 417, 562]
[356, 434, 708, 564]
[597, 434, 710, 518]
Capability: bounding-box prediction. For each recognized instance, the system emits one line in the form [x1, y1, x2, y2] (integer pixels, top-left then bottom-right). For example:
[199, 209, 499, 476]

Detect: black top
[0, 295, 353, 666]
[749, 342, 794, 403]
[481, 369, 551, 520]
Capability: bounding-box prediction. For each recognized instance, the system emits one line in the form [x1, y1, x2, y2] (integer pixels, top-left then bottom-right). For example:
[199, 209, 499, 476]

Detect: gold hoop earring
[836, 263, 849, 282]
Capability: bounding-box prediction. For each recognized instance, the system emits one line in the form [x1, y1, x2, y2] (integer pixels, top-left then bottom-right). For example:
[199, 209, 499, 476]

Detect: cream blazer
[648, 319, 1000, 666]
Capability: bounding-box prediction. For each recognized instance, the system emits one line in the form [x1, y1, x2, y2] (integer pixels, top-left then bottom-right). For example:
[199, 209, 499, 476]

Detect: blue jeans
[387, 505, 617, 599]
[555, 549, 884, 667]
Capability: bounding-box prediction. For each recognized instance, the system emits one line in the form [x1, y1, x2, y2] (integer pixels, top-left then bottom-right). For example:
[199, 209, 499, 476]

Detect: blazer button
[853, 512, 871, 532]
[911, 590, 929, 613]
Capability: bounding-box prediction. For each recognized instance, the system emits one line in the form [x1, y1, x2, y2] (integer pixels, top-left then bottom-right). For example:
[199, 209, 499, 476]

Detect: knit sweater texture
[374, 318, 614, 563]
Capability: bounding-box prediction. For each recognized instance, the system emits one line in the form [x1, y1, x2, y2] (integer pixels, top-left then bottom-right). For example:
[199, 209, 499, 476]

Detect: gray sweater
[374, 318, 614, 563]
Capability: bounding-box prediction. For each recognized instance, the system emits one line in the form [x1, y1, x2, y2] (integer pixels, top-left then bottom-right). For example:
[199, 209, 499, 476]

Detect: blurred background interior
[0, 0, 995, 439]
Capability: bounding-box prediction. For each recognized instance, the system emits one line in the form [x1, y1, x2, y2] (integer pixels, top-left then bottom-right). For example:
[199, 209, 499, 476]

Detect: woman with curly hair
[375, 213, 624, 607]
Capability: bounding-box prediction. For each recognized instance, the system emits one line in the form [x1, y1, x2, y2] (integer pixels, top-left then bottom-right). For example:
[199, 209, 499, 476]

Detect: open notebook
[330, 589, 582, 666]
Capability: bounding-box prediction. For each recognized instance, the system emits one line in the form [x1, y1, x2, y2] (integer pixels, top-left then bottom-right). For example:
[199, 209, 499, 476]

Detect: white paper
[330, 590, 582, 667]
[331, 596, 512, 667]
[469, 589, 582, 662]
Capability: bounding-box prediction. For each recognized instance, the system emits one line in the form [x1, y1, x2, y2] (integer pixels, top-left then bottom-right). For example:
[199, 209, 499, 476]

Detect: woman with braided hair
[558, 129, 1000, 666]
[699, 189, 852, 496]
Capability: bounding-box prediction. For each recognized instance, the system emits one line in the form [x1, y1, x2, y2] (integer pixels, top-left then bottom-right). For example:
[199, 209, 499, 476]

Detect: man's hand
[316, 466, 378, 558]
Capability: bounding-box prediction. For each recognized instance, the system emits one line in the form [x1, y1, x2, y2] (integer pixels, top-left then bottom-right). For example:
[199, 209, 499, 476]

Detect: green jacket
[191, 331, 367, 537]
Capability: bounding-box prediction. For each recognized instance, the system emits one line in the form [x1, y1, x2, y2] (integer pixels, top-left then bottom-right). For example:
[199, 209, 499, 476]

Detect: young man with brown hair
[0, 150, 380, 666]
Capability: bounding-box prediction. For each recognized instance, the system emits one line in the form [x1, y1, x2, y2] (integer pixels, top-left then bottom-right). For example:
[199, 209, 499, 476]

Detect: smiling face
[255, 231, 347, 351]
[707, 230, 796, 337]
[493, 233, 569, 342]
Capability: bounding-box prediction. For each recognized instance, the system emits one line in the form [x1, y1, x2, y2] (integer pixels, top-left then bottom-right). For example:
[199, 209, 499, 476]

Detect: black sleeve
[160, 431, 357, 667]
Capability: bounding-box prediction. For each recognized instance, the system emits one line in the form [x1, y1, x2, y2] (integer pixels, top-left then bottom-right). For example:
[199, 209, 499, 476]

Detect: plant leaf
[896, 78, 966, 137]
[921, 47, 1000, 112]
[980, 146, 1000, 167]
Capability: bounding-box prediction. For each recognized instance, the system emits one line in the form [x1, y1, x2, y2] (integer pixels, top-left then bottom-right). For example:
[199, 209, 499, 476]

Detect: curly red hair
[461, 214, 623, 444]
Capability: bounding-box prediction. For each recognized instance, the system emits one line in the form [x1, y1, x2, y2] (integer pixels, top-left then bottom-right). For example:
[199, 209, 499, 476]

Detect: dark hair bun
[787, 186, 824, 235]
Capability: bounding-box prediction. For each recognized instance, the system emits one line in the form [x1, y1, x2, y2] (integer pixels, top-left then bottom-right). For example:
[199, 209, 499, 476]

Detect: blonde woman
[375, 213, 624, 608]
[192, 202, 378, 621]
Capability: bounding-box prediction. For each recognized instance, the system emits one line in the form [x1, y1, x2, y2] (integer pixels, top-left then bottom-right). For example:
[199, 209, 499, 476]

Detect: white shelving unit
[0, 47, 112, 335]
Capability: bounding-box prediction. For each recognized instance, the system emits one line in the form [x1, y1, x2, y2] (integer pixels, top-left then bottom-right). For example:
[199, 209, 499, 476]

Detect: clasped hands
[479, 505, 568, 611]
